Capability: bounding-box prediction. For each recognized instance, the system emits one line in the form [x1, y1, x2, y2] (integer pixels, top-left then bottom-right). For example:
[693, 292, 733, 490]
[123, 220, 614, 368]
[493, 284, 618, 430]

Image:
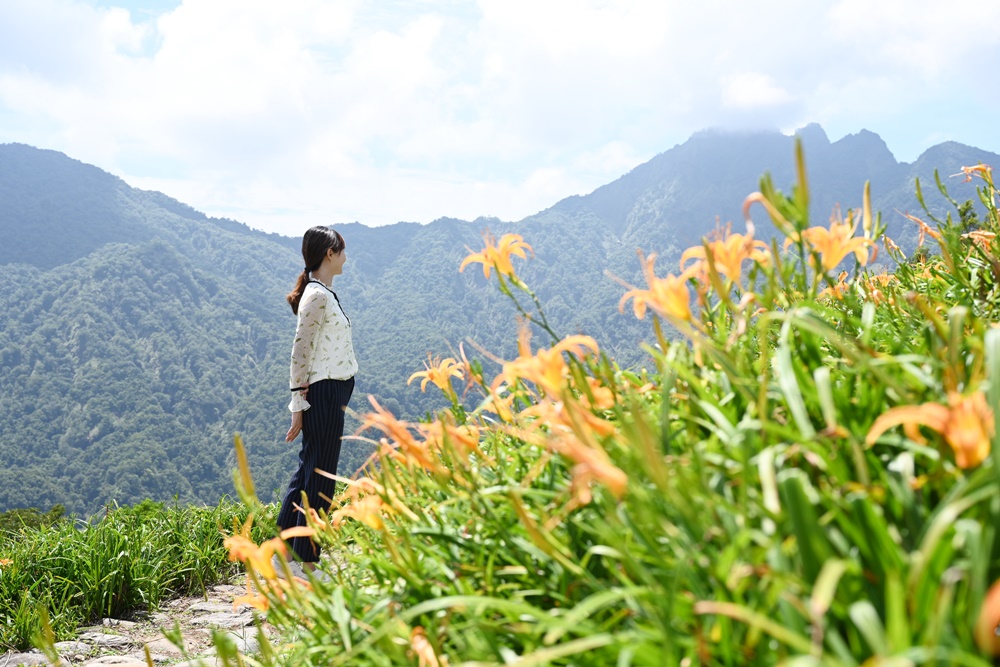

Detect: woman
[276, 225, 357, 575]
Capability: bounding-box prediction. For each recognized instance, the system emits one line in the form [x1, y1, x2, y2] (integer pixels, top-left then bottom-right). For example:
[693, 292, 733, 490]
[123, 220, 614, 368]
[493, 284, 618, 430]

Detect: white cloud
[0, 0, 999, 233]
[722, 72, 794, 110]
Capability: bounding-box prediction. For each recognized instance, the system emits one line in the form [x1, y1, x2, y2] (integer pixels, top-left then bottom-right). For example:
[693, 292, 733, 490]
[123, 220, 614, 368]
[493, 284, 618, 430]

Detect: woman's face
[328, 246, 347, 275]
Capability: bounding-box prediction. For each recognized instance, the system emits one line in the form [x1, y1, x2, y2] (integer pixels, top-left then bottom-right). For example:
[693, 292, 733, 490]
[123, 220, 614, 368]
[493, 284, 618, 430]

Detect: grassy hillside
[0, 498, 273, 652]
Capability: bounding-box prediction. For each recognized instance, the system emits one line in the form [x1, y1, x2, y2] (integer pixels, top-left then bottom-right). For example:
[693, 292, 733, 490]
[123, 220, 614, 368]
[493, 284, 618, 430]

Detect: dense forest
[0, 127, 996, 515]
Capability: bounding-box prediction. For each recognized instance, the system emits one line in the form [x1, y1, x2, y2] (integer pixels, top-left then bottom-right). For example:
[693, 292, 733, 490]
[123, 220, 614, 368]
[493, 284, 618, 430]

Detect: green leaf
[848, 601, 888, 656]
[813, 367, 837, 432]
[779, 472, 831, 583]
[694, 600, 814, 655]
[775, 328, 816, 440]
[542, 587, 648, 644]
[811, 559, 850, 621]
[987, 329, 1000, 487]
[884, 571, 909, 653]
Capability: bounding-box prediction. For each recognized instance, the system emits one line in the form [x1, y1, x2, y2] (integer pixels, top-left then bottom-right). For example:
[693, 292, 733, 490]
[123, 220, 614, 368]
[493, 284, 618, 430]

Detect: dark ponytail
[286, 226, 346, 314]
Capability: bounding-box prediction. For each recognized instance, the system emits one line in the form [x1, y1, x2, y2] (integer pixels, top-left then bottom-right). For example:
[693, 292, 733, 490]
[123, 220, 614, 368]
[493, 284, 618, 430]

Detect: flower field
[162, 145, 1000, 665]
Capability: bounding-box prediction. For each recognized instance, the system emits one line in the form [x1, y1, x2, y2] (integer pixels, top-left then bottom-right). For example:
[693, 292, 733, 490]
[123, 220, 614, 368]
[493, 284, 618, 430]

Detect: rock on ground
[0, 580, 273, 667]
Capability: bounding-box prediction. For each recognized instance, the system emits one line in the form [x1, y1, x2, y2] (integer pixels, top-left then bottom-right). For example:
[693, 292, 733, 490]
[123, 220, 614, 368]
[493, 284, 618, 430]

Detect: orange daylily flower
[549, 432, 628, 502]
[521, 398, 617, 439]
[484, 389, 517, 422]
[377, 435, 444, 475]
[901, 211, 942, 247]
[503, 346, 571, 396]
[789, 208, 875, 272]
[410, 627, 448, 667]
[858, 273, 897, 306]
[417, 420, 485, 459]
[680, 226, 770, 286]
[330, 493, 387, 530]
[224, 534, 288, 581]
[514, 401, 627, 504]
[493, 331, 599, 397]
[407, 356, 464, 395]
[957, 163, 993, 185]
[457, 343, 485, 390]
[279, 526, 317, 541]
[882, 234, 902, 256]
[459, 233, 533, 279]
[819, 271, 850, 301]
[359, 401, 484, 476]
[583, 377, 615, 411]
[338, 475, 386, 502]
[620, 252, 694, 323]
[233, 579, 270, 612]
[976, 578, 1000, 655]
[866, 392, 995, 469]
[964, 230, 997, 250]
[358, 396, 420, 452]
[333, 475, 418, 521]
[357, 397, 448, 473]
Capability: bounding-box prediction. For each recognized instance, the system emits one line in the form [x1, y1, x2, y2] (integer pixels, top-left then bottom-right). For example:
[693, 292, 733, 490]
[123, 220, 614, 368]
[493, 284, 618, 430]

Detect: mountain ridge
[1, 125, 997, 514]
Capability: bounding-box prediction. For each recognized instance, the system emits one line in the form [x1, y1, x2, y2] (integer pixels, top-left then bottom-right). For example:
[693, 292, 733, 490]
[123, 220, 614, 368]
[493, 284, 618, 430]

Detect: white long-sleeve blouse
[288, 280, 358, 412]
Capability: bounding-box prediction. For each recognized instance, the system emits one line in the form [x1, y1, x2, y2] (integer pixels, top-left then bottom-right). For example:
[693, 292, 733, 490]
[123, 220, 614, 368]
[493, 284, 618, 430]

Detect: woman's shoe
[308, 567, 332, 584]
[271, 554, 307, 580]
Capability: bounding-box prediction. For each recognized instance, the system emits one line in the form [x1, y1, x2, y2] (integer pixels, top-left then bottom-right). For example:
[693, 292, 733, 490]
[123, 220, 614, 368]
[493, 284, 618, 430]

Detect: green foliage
[0, 504, 64, 541]
[0, 497, 273, 652]
[206, 147, 1000, 665]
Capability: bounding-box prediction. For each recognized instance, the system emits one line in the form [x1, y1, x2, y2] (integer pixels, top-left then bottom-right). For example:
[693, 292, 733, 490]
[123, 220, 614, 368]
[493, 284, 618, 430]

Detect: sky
[1, 0, 999, 236]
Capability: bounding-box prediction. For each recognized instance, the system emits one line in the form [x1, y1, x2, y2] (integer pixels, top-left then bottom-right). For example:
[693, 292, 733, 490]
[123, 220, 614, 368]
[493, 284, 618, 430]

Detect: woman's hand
[286, 386, 308, 442]
[286, 410, 304, 442]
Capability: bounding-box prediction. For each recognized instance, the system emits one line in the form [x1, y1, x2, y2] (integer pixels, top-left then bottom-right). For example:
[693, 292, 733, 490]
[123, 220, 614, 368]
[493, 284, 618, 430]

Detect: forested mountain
[1, 127, 996, 514]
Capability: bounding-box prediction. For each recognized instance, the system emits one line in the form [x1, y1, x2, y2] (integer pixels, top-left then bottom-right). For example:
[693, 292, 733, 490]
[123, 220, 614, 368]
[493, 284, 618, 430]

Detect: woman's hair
[286, 226, 346, 314]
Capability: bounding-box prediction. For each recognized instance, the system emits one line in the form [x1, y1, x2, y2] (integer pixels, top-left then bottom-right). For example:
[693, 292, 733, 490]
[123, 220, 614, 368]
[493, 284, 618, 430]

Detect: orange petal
[977, 579, 1000, 655]
[280, 526, 317, 540]
[866, 403, 949, 446]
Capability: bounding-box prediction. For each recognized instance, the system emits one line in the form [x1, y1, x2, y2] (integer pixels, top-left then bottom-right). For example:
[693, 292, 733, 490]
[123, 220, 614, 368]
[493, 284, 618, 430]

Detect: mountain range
[1, 125, 996, 515]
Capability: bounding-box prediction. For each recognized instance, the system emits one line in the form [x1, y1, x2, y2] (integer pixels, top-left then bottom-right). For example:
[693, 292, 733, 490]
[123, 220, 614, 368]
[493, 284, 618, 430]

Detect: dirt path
[1, 578, 273, 667]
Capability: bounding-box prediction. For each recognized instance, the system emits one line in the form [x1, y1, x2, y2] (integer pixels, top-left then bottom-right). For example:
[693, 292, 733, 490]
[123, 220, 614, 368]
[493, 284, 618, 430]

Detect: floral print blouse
[288, 280, 358, 412]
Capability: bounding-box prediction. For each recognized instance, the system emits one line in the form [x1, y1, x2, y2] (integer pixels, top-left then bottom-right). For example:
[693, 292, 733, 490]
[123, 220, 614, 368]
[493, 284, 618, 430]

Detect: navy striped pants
[276, 376, 354, 562]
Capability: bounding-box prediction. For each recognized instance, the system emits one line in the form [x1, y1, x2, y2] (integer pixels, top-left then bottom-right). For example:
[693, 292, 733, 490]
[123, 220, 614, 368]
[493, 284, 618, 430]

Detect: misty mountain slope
[540, 126, 997, 257]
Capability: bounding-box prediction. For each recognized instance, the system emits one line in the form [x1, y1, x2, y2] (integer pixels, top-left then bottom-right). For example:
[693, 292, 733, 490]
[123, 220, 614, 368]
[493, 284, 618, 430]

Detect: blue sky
[1, 0, 999, 235]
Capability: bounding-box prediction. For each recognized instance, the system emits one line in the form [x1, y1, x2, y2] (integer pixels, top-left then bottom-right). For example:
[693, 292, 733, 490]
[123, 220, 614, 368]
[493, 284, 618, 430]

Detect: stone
[227, 632, 259, 655]
[77, 632, 134, 648]
[185, 601, 235, 614]
[0, 651, 50, 666]
[101, 618, 138, 628]
[77, 626, 106, 633]
[171, 658, 218, 667]
[54, 640, 92, 654]
[82, 656, 146, 666]
[210, 585, 244, 596]
[143, 637, 185, 656]
[188, 612, 254, 630]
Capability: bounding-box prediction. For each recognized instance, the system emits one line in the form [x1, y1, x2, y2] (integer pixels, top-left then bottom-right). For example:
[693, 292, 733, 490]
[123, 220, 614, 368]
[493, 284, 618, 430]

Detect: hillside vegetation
[1, 129, 998, 516]
[0, 498, 272, 652]
[207, 146, 1000, 665]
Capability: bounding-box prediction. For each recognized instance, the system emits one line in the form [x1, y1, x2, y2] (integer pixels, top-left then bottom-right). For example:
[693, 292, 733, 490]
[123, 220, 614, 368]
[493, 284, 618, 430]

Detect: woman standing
[277, 226, 357, 575]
